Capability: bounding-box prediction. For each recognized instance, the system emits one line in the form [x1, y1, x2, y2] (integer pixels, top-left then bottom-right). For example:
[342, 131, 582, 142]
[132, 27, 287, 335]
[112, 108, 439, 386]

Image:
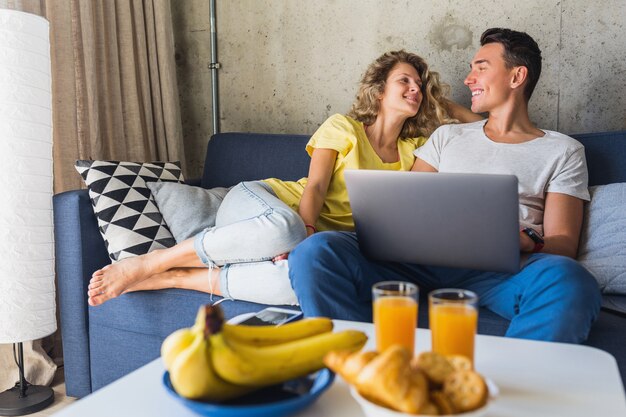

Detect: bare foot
[87, 254, 159, 306]
[123, 267, 218, 294]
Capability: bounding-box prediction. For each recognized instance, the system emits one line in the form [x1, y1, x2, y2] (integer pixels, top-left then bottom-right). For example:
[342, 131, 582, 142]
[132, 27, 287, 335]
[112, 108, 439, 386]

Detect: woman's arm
[411, 157, 438, 172]
[298, 148, 338, 235]
[520, 192, 584, 258]
[445, 99, 484, 123]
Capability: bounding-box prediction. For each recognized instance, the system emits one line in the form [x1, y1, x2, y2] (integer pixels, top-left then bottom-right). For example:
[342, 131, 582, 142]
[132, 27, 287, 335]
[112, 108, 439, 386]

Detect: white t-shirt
[414, 120, 590, 235]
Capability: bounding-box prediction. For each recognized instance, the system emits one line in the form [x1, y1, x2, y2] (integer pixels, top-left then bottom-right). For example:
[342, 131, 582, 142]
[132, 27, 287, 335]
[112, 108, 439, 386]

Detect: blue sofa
[54, 130, 626, 398]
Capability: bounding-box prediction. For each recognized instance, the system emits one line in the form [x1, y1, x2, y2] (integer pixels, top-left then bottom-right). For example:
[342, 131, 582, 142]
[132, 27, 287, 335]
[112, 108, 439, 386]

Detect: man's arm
[520, 192, 584, 258]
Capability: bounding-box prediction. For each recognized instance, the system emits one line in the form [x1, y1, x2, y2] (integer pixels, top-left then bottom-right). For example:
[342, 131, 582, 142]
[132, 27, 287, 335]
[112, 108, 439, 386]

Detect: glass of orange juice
[372, 281, 419, 354]
[429, 289, 478, 364]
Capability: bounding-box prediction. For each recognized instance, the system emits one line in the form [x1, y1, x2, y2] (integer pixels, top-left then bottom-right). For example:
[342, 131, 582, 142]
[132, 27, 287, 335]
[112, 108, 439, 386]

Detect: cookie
[446, 354, 473, 372]
[443, 370, 488, 412]
[418, 401, 440, 415]
[431, 390, 456, 415]
[413, 351, 455, 385]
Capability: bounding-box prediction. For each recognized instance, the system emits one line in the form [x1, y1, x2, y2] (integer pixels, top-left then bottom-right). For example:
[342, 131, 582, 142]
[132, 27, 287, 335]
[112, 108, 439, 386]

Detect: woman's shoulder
[321, 113, 361, 132]
[308, 114, 362, 154]
[313, 114, 363, 144]
[401, 136, 429, 148]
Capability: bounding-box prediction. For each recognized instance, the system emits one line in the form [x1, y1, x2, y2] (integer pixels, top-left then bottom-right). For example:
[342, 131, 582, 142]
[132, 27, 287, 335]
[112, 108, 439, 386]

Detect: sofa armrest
[53, 189, 110, 397]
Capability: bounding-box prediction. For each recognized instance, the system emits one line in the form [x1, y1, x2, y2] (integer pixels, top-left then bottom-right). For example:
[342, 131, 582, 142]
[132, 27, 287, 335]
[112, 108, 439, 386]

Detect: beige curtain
[48, 0, 185, 193]
[1, 0, 185, 393]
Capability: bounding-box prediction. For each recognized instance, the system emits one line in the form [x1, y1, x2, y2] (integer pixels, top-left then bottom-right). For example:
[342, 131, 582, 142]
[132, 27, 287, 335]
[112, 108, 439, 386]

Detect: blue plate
[163, 369, 335, 417]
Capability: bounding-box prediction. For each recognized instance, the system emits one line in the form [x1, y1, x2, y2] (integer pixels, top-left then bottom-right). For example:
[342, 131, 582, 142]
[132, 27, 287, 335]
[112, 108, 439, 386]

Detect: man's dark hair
[480, 28, 542, 101]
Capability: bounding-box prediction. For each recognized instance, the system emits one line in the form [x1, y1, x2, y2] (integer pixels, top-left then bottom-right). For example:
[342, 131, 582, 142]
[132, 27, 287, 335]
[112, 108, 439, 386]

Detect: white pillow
[578, 183, 626, 294]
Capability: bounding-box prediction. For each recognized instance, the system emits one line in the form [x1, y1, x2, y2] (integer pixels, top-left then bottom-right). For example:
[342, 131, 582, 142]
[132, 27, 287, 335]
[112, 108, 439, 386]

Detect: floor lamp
[0, 9, 57, 416]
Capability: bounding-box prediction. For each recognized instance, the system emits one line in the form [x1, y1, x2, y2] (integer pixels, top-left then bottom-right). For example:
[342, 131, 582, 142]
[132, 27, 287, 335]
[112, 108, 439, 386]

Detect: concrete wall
[172, 0, 626, 177]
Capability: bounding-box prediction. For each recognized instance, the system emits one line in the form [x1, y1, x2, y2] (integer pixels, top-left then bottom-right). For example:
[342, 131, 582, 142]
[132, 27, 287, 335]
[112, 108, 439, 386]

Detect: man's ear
[510, 66, 528, 91]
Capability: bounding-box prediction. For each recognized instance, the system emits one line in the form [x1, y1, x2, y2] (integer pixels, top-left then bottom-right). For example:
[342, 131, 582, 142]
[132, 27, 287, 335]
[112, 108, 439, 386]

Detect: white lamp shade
[0, 9, 56, 343]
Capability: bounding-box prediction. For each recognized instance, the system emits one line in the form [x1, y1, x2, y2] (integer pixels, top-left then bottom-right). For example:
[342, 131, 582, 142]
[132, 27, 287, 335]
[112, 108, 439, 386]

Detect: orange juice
[429, 304, 478, 363]
[373, 296, 418, 354]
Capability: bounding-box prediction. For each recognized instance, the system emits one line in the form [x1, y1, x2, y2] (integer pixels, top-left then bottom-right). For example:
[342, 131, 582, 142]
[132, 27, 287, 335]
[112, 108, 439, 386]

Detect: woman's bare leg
[87, 267, 222, 303]
[87, 239, 206, 306]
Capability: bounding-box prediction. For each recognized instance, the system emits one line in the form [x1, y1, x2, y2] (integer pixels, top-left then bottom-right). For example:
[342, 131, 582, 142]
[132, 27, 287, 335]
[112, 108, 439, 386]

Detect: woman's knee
[271, 206, 306, 245]
[289, 232, 359, 287]
[291, 232, 357, 263]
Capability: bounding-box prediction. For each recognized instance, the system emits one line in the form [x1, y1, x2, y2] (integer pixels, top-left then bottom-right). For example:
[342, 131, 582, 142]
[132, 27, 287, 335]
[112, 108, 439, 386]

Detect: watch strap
[522, 227, 544, 253]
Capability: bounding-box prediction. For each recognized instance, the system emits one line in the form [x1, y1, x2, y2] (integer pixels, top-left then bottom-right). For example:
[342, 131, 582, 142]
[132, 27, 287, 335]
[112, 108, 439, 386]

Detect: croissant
[326, 346, 488, 415]
[354, 345, 430, 414]
[324, 349, 378, 384]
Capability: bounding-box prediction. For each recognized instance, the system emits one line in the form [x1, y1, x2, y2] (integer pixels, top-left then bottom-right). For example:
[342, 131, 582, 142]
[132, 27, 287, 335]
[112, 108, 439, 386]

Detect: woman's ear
[510, 66, 528, 91]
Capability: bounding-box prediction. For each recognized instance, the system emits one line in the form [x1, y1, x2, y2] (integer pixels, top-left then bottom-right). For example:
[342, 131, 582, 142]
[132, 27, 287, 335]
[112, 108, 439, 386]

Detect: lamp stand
[0, 343, 55, 416]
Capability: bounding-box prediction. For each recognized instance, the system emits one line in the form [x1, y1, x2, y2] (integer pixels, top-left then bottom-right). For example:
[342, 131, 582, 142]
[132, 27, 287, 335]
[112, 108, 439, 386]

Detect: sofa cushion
[578, 183, 626, 294]
[147, 182, 231, 242]
[75, 160, 184, 262]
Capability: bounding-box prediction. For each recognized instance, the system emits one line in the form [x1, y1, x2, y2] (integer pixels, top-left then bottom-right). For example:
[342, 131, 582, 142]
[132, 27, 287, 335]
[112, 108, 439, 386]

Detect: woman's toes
[88, 293, 105, 307]
[92, 265, 111, 277]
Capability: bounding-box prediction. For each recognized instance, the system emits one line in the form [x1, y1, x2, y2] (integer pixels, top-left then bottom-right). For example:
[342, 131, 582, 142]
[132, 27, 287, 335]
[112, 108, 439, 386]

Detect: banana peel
[222, 317, 333, 347]
[211, 329, 368, 386]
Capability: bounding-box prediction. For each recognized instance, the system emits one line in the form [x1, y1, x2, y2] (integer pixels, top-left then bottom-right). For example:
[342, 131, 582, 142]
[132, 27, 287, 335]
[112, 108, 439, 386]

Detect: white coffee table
[52, 320, 626, 417]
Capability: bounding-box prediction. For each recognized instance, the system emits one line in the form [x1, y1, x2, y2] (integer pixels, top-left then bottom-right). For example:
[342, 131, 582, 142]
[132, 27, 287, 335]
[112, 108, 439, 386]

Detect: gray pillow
[578, 183, 626, 294]
[147, 182, 231, 243]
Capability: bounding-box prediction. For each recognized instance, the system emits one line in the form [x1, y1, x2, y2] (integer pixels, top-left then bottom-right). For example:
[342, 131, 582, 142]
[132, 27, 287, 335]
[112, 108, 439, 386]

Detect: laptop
[345, 170, 521, 273]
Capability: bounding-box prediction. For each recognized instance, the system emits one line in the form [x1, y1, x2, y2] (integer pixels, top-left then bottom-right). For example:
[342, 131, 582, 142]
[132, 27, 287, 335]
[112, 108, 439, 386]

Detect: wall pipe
[209, 0, 220, 134]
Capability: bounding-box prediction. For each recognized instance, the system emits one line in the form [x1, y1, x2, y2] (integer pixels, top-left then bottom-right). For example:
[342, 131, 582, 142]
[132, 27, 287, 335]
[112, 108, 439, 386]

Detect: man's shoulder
[539, 129, 585, 151]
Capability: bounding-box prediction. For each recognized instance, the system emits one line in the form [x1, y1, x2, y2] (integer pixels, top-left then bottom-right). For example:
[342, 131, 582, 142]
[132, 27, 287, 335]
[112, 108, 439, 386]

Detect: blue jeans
[288, 231, 602, 343]
[193, 181, 305, 304]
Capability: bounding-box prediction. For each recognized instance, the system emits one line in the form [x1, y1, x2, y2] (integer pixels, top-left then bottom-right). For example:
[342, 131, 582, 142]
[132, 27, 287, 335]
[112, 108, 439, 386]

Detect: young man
[288, 28, 601, 343]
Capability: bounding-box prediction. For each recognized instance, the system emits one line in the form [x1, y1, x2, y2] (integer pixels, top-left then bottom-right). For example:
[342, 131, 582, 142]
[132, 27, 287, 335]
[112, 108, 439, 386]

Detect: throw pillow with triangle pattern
[75, 160, 185, 262]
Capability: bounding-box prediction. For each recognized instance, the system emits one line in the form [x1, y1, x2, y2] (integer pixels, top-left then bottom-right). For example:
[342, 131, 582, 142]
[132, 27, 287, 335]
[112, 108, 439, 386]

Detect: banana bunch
[161, 304, 367, 402]
[161, 306, 252, 401]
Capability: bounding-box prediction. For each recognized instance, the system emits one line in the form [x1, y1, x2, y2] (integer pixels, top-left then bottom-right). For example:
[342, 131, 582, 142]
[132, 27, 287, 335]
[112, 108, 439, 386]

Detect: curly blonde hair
[348, 50, 456, 138]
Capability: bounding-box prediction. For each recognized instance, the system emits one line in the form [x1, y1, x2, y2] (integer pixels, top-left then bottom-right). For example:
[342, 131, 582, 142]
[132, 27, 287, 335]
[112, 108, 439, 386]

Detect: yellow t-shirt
[264, 114, 427, 231]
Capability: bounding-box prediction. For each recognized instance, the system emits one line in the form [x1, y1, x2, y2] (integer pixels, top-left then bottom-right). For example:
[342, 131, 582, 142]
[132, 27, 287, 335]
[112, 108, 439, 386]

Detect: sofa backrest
[202, 130, 626, 188]
[202, 132, 310, 188]
[570, 130, 626, 186]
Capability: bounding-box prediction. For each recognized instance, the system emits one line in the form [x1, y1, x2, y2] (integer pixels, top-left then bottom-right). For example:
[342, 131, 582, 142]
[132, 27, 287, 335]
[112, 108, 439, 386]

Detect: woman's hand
[272, 253, 289, 262]
[445, 99, 484, 123]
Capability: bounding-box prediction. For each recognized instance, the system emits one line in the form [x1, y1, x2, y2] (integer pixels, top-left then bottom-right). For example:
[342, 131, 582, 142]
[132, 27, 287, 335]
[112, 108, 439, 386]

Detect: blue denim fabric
[289, 231, 602, 343]
[193, 181, 306, 300]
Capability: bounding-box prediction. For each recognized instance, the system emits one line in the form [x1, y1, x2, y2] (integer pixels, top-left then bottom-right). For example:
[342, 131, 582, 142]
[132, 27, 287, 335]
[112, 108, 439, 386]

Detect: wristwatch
[522, 227, 544, 253]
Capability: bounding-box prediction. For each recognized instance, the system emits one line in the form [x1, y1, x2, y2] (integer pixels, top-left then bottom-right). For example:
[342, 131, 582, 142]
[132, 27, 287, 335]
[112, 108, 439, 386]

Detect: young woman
[87, 50, 479, 306]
